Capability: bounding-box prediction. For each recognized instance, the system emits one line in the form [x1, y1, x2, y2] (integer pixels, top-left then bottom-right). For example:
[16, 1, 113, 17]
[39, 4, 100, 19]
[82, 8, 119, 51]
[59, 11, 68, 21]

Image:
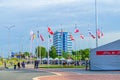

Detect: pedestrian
[21, 61, 25, 68]
[36, 60, 39, 69]
[4, 61, 6, 68]
[34, 60, 39, 69]
[34, 60, 37, 69]
[17, 62, 21, 69]
[14, 61, 17, 70]
[85, 58, 89, 70]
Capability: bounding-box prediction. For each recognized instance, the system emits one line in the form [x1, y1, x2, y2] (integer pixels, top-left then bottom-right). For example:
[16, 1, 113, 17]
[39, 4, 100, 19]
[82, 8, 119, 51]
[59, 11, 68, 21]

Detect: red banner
[96, 50, 120, 55]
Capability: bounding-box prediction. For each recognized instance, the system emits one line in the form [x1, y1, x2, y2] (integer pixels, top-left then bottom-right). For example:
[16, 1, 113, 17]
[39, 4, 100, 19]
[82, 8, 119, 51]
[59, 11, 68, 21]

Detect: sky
[0, 0, 120, 57]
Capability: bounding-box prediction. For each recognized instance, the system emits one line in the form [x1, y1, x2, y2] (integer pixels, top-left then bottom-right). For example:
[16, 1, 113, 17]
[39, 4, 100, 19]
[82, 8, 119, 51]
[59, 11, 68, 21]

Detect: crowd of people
[13, 61, 25, 70]
[4, 60, 40, 70]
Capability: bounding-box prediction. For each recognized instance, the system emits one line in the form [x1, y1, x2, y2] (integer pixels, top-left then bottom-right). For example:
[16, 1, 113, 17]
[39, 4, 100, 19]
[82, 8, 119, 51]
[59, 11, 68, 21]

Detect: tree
[80, 48, 90, 60]
[71, 48, 90, 60]
[72, 50, 76, 55]
[71, 50, 81, 60]
[35, 46, 47, 58]
[62, 51, 67, 58]
[23, 52, 30, 59]
[49, 46, 57, 58]
[62, 51, 72, 59]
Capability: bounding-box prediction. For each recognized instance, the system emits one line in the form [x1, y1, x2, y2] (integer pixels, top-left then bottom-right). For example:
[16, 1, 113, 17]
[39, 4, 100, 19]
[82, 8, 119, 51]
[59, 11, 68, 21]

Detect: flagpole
[95, 0, 98, 48]
[40, 44, 41, 64]
[30, 38, 33, 60]
[30, 31, 34, 60]
[47, 35, 50, 66]
[74, 24, 78, 67]
[37, 31, 39, 59]
[39, 34, 42, 64]
[59, 24, 63, 66]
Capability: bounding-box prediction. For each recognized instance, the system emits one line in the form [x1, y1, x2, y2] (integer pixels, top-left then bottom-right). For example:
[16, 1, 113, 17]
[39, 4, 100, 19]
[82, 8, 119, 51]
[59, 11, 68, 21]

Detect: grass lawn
[39, 64, 85, 68]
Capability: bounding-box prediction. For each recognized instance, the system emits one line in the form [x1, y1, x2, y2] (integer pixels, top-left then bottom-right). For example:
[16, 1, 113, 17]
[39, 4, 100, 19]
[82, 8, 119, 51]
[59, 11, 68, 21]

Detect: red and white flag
[88, 30, 96, 39]
[97, 29, 101, 39]
[70, 34, 74, 41]
[48, 27, 54, 35]
[40, 34, 44, 41]
[80, 34, 84, 39]
[74, 27, 79, 33]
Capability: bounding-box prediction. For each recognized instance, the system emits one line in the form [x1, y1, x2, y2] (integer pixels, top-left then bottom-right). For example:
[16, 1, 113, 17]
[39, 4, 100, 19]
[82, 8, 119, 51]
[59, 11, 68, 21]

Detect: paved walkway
[38, 72, 120, 80]
[37, 68, 120, 80]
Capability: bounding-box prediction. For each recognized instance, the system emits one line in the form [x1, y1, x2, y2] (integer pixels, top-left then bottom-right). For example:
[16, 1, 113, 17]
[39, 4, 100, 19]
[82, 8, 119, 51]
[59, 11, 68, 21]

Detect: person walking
[17, 62, 21, 69]
[36, 60, 39, 69]
[34, 60, 37, 69]
[14, 61, 17, 70]
[21, 61, 25, 68]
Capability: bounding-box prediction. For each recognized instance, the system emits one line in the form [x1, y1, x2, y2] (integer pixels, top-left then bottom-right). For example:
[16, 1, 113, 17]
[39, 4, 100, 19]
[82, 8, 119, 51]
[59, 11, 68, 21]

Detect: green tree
[84, 48, 90, 59]
[24, 52, 30, 57]
[72, 50, 76, 55]
[49, 46, 57, 58]
[62, 51, 72, 59]
[71, 50, 81, 60]
[35, 46, 47, 58]
[80, 48, 90, 60]
[62, 51, 68, 59]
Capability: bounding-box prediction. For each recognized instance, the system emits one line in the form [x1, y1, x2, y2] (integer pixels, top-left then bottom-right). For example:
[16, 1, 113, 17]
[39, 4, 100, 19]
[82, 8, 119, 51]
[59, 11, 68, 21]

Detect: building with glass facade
[53, 31, 72, 55]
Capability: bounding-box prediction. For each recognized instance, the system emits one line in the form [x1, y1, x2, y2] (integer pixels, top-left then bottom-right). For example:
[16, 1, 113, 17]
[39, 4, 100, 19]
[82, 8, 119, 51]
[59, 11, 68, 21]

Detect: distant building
[53, 31, 72, 55]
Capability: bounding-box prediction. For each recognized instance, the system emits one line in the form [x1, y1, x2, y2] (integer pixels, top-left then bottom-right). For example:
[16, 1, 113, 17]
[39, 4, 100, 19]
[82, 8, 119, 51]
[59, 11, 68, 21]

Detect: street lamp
[4, 25, 15, 58]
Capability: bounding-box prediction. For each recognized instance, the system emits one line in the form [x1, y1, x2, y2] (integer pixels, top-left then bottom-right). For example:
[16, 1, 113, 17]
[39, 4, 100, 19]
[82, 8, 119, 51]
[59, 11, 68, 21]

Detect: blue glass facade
[53, 31, 72, 55]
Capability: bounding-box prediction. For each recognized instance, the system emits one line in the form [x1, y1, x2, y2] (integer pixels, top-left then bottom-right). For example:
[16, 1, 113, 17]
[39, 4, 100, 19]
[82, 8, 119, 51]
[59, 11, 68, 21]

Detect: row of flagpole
[30, 25, 103, 44]
[29, 24, 104, 56]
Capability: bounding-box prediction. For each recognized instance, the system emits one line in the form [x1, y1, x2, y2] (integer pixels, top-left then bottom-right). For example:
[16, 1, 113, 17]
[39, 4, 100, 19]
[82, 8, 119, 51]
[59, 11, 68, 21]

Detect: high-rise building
[53, 31, 72, 55]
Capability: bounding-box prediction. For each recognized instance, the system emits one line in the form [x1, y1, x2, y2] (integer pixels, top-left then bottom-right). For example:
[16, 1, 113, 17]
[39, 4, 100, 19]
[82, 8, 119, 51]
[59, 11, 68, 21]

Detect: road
[0, 68, 54, 80]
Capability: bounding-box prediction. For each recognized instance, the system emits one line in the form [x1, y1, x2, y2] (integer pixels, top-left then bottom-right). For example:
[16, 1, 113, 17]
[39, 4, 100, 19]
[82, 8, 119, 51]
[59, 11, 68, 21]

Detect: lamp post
[5, 25, 15, 58]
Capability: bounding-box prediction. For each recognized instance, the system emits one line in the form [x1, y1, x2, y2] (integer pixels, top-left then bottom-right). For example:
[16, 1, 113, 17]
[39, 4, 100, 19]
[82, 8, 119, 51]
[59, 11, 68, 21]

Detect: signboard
[96, 50, 120, 55]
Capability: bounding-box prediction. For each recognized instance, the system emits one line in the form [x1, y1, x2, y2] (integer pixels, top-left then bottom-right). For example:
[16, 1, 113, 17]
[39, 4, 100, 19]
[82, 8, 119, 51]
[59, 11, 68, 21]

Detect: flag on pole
[40, 34, 44, 41]
[101, 28, 104, 37]
[32, 33, 36, 40]
[30, 30, 35, 41]
[30, 30, 34, 36]
[48, 27, 54, 35]
[49, 34, 51, 38]
[49, 35, 52, 42]
[88, 30, 96, 39]
[74, 27, 79, 33]
[97, 29, 101, 39]
[70, 34, 74, 41]
[37, 31, 39, 38]
[80, 34, 84, 39]
[101, 31, 104, 37]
